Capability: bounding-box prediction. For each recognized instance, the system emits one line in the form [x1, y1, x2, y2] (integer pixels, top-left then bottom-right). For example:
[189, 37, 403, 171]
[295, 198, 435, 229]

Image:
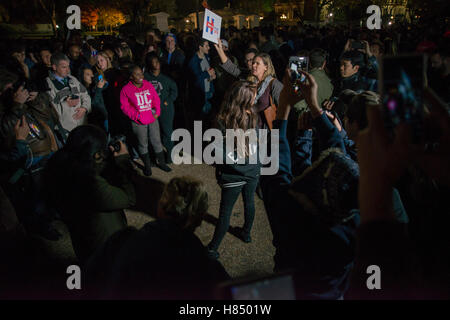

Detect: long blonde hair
[95, 51, 112, 76]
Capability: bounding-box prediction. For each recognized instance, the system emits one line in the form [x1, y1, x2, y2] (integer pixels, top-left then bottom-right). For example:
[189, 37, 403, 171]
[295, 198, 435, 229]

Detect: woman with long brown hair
[207, 80, 261, 260]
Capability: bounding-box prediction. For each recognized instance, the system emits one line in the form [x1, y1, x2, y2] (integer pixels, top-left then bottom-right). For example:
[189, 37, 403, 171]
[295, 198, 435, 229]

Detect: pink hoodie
[120, 80, 161, 125]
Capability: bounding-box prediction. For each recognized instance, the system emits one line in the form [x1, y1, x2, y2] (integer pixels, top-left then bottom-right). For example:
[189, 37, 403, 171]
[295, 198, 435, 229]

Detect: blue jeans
[202, 91, 213, 115]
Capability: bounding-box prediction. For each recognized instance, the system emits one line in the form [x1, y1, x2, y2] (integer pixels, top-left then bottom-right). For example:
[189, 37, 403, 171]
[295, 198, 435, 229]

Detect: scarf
[254, 75, 273, 104]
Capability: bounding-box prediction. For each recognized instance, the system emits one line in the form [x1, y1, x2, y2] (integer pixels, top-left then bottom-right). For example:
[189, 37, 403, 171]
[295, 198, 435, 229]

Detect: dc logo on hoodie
[135, 91, 152, 111]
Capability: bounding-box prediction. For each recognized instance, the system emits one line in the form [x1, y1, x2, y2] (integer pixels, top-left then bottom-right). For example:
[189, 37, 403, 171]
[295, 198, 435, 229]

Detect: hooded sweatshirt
[120, 80, 161, 125]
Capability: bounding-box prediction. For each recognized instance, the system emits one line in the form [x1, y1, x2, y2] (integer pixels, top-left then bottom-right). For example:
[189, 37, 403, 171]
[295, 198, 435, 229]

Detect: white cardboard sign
[202, 9, 221, 44]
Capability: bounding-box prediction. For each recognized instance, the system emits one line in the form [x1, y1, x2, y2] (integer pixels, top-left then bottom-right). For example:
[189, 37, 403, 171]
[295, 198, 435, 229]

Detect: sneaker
[165, 150, 173, 164]
[206, 246, 220, 260]
[239, 228, 252, 243]
[255, 185, 263, 200]
[156, 152, 172, 172]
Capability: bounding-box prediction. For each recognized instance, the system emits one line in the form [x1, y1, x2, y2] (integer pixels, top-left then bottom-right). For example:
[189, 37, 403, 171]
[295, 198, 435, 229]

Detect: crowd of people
[0, 20, 449, 299]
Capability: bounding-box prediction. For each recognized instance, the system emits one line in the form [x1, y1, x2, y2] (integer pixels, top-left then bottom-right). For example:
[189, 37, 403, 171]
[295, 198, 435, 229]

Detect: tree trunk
[315, 1, 323, 22]
[51, 1, 57, 37]
[38, 0, 57, 37]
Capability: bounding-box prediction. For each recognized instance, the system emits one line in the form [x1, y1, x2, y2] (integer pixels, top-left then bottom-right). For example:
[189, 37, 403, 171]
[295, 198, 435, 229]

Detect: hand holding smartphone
[288, 56, 309, 93]
[351, 40, 365, 50]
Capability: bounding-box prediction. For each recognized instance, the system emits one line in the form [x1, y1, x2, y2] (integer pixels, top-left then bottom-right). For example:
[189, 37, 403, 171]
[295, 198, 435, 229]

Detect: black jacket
[214, 121, 261, 187]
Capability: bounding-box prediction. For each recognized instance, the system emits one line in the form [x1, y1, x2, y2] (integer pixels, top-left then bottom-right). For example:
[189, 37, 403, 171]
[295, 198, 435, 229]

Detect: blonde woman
[95, 51, 113, 78]
[251, 53, 283, 129]
[94, 51, 121, 134]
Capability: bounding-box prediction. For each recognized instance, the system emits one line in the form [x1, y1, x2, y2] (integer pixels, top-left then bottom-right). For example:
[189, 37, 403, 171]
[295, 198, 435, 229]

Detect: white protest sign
[202, 9, 221, 44]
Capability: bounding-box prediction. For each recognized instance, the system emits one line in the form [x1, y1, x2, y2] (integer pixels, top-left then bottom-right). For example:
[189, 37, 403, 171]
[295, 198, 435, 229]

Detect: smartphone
[288, 56, 309, 93]
[380, 54, 426, 142]
[98, 75, 103, 81]
[215, 272, 296, 300]
[351, 40, 365, 50]
[92, 50, 98, 56]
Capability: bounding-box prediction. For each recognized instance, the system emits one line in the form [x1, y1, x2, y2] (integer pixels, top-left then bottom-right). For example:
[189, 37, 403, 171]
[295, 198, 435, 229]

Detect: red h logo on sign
[206, 16, 214, 35]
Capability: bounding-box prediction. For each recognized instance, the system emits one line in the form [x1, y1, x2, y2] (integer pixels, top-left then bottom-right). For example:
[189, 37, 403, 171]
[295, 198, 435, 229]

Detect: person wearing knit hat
[220, 39, 228, 50]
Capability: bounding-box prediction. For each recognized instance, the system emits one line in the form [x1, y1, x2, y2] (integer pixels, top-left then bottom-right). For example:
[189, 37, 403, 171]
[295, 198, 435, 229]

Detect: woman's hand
[214, 40, 228, 64]
[322, 99, 335, 111]
[277, 69, 301, 120]
[361, 40, 373, 57]
[298, 70, 321, 118]
[344, 39, 352, 52]
[97, 78, 106, 89]
[29, 52, 38, 64]
[325, 111, 342, 132]
[208, 68, 216, 80]
[13, 86, 29, 104]
[15, 116, 29, 140]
